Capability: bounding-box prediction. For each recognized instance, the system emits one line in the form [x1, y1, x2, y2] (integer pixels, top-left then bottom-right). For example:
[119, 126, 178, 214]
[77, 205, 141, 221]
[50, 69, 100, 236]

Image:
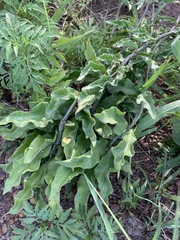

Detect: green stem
[42, 0, 50, 32]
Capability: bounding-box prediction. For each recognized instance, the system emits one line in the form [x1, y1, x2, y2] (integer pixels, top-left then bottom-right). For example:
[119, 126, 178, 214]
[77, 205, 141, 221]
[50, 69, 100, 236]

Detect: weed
[0, 0, 180, 239]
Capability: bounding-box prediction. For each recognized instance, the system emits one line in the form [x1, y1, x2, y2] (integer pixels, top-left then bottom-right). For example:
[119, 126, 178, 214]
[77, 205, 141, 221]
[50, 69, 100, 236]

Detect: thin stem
[49, 99, 77, 158]
[107, 102, 144, 150]
[42, 0, 50, 32]
[111, 0, 124, 37]
[135, 0, 151, 29]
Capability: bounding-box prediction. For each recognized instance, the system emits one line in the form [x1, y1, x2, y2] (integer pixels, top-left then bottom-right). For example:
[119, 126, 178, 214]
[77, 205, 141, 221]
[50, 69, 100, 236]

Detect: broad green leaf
[106, 19, 128, 29]
[8, 163, 47, 214]
[72, 132, 91, 157]
[113, 38, 138, 49]
[76, 108, 96, 146]
[61, 139, 107, 169]
[95, 106, 125, 124]
[94, 119, 112, 138]
[75, 175, 90, 212]
[135, 100, 180, 138]
[140, 60, 169, 93]
[98, 93, 125, 109]
[98, 52, 120, 65]
[0, 125, 28, 140]
[77, 61, 106, 81]
[3, 156, 41, 194]
[62, 122, 77, 159]
[95, 107, 127, 135]
[76, 93, 96, 113]
[136, 92, 156, 120]
[112, 130, 136, 175]
[95, 150, 114, 201]
[0, 102, 50, 128]
[24, 134, 54, 164]
[49, 166, 82, 200]
[171, 35, 180, 63]
[46, 71, 67, 86]
[54, 36, 83, 47]
[82, 75, 113, 95]
[172, 118, 180, 146]
[0, 134, 35, 174]
[45, 87, 77, 119]
[107, 78, 139, 95]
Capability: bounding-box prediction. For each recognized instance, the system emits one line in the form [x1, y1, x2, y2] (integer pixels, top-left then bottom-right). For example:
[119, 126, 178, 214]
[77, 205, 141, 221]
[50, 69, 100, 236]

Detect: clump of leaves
[0, 0, 180, 239]
[12, 201, 118, 240]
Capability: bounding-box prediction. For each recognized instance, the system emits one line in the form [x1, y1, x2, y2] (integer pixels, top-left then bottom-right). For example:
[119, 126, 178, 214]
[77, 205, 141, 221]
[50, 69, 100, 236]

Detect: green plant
[0, 0, 180, 239]
[12, 200, 118, 240]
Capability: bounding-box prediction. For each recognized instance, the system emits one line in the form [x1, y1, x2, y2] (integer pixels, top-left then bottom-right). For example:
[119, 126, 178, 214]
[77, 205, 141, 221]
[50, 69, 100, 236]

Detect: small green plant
[12, 200, 118, 240]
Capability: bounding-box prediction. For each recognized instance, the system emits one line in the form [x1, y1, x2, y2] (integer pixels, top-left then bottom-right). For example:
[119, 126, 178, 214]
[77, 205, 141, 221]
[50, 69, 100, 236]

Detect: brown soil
[0, 1, 180, 239]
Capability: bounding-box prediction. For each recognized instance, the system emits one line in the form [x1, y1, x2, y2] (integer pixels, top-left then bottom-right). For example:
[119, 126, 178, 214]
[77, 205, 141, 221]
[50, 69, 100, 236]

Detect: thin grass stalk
[85, 174, 131, 240]
[42, 0, 50, 32]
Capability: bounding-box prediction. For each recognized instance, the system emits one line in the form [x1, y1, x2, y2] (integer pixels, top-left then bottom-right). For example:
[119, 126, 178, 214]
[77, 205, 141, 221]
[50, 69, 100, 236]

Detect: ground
[0, 1, 180, 239]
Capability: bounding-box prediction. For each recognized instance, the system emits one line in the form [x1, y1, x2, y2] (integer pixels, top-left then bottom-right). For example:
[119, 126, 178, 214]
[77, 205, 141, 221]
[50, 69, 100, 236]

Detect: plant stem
[49, 99, 77, 158]
[42, 0, 50, 32]
[107, 102, 144, 149]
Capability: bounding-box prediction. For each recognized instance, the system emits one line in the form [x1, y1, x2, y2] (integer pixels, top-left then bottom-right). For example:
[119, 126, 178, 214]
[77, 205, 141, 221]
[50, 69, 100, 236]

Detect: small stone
[2, 224, 7, 234]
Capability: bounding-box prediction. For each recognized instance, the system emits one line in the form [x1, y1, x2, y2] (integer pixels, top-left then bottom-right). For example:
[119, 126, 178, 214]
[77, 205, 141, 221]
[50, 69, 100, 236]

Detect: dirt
[0, 1, 180, 239]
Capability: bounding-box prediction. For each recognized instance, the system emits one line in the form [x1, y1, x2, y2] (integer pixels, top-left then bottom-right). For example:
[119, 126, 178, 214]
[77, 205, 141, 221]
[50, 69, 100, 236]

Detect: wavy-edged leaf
[3, 156, 41, 194]
[77, 61, 106, 81]
[62, 122, 78, 159]
[82, 75, 113, 95]
[107, 78, 139, 95]
[95, 107, 127, 135]
[75, 175, 90, 212]
[95, 150, 114, 201]
[0, 125, 28, 140]
[49, 166, 83, 201]
[76, 108, 96, 146]
[113, 38, 138, 49]
[8, 163, 47, 214]
[112, 130, 136, 175]
[76, 92, 96, 113]
[24, 134, 55, 164]
[136, 91, 156, 120]
[45, 87, 77, 119]
[94, 119, 112, 138]
[0, 102, 50, 128]
[60, 139, 107, 169]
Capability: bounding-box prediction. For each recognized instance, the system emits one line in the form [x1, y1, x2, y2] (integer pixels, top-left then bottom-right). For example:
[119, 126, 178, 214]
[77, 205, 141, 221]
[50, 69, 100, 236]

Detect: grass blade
[84, 175, 131, 240]
[172, 181, 180, 240]
[152, 202, 162, 240]
[140, 59, 170, 93]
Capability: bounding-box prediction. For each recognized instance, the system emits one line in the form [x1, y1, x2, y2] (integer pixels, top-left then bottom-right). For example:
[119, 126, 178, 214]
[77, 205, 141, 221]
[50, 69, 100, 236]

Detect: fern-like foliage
[12, 201, 118, 240]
